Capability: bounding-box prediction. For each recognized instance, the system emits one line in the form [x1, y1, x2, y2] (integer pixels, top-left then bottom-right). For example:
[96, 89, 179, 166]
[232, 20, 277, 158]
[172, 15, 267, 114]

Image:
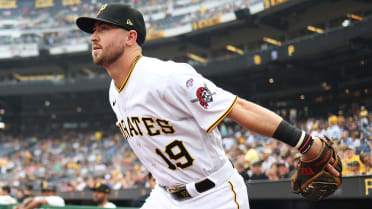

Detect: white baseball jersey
[102, 202, 116, 208]
[109, 56, 237, 187]
[0, 195, 17, 204]
[34, 196, 65, 207]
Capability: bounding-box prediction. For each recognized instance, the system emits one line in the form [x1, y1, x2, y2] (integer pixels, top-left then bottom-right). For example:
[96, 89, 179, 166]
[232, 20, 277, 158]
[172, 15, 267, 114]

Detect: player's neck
[98, 199, 108, 207]
[105, 47, 142, 89]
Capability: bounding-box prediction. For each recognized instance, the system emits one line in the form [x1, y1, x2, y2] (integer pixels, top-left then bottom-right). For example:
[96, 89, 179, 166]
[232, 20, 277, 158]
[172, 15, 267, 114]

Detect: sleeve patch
[190, 83, 216, 109]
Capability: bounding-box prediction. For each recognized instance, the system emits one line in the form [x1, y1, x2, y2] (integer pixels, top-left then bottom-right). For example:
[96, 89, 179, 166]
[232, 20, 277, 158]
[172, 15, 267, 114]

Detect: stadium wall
[56, 176, 372, 209]
[56, 176, 372, 201]
[0, 176, 368, 209]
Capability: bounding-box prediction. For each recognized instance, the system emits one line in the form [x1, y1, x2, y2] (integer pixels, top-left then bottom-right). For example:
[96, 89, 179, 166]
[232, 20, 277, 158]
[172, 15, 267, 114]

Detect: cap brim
[76, 16, 119, 34]
[91, 189, 109, 193]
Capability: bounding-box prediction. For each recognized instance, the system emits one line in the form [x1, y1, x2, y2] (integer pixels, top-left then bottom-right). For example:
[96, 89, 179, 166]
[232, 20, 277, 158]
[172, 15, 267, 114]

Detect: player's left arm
[227, 97, 339, 176]
[227, 97, 282, 137]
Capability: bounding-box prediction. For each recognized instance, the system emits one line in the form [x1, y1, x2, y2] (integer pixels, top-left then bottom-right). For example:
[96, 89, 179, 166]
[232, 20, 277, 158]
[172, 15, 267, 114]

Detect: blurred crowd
[0, 130, 146, 193]
[0, 0, 258, 84]
[0, 105, 371, 195]
[0, 0, 255, 46]
[224, 105, 372, 181]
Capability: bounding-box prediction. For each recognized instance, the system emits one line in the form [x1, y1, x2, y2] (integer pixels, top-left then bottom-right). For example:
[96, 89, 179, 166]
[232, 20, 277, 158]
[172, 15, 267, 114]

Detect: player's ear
[126, 30, 138, 46]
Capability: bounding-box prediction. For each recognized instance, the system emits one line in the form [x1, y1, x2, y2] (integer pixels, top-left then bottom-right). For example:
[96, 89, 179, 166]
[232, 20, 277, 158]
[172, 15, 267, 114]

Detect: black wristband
[272, 120, 302, 147]
[273, 120, 314, 153]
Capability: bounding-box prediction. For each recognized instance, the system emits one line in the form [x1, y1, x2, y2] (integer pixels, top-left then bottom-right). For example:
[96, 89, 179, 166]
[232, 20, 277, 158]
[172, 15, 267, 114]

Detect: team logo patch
[126, 19, 134, 26]
[186, 78, 193, 88]
[190, 83, 216, 109]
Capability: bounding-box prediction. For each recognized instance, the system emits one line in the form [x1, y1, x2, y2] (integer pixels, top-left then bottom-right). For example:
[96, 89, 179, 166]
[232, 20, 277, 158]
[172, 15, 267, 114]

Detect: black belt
[161, 178, 215, 200]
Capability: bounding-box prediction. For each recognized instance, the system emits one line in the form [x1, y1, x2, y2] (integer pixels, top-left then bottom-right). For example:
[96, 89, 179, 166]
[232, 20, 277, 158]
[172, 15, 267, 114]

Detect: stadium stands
[0, 106, 370, 193]
[0, 0, 244, 48]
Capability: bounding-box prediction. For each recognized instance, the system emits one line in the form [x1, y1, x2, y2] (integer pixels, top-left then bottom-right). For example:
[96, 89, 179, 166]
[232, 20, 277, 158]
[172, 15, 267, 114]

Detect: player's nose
[90, 32, 99, 42]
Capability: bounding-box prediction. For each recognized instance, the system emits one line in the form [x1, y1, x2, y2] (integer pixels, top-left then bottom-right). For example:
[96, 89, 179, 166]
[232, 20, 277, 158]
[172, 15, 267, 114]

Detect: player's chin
[92, 50, 101, 57]
[92, 56, 104, 66]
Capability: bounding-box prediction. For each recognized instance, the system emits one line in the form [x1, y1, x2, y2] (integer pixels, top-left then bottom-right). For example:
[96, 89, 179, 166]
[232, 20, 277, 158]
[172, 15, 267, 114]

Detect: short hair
[2, 185, 11, 193]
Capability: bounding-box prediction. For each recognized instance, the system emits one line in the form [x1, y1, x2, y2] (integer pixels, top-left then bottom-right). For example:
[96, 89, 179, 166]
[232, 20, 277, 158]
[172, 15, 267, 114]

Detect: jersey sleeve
[165, 63, 237, 133]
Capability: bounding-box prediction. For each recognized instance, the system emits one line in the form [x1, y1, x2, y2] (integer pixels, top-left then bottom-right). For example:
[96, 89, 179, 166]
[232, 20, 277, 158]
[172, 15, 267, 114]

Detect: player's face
[93, 191, 106, 204]
[90, 22, 127, 66]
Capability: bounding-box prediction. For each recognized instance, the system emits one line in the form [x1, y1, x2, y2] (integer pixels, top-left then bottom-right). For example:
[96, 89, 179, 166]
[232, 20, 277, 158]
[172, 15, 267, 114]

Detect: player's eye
[93, 25, 109, 32]
[100, 25, 112, 31]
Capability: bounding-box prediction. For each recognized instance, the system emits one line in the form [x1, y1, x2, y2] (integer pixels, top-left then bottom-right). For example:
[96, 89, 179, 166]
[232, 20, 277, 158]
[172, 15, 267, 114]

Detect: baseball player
[76, 3, 340, 208]
[15, 182, 65, 209]
[92, 183, 117, 208]
[0, 185, 17, 204]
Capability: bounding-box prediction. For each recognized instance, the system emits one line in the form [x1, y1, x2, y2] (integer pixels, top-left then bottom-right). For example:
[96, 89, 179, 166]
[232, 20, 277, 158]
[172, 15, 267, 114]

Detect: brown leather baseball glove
[291, 136, 342, 201]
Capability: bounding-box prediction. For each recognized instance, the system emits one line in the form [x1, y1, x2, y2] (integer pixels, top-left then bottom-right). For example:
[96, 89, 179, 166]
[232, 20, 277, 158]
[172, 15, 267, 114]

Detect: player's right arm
[227, 97, 339, 176]
[24, 198, 47, 209]
[15, 197, 32, 209]
[16, 197, 47, 209]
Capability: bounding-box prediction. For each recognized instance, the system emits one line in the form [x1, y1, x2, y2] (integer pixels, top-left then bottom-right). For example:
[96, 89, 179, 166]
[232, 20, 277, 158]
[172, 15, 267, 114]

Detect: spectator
[92, 183, 116, 208]
[360, 106, 368, 125]
[75, 177, 87, 191]
[277, 162, 290, 179]
[342, 147, 365, 176]
[261, 148, 275, 173]
[288, 153, 301, 177]
[219, 122, 228, 138]
[339, 130, 353, 146]
[326, 115, 342, 140]
[310, 121, 323, 137]
[0, 185, 17, 204]
[249, 160, 267, 180]
[350, 131, 361, 150]
[266, 163, 279, 181]
[234, 162, 250, 181]
[244, 144, 260, 167]
[348, 161, 362, 176]
[222, 134, 236, 150]
[360, 153, 372, 175]
[359, 141, 372, 175]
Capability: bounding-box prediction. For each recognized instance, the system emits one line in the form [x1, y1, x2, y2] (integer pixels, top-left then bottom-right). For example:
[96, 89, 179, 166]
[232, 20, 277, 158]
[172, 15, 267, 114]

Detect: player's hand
[14, 205, 23, 209]
[325, 159, 340, 177]
[302, 136, 340, 177]
[292, 136, 342, 201]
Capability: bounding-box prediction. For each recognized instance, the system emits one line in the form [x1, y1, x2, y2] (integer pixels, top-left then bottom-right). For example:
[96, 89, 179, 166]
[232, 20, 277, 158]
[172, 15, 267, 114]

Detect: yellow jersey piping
[116, 54, 142, 93]
[206, 96, 238, 133]
[228, 181, 240, 209]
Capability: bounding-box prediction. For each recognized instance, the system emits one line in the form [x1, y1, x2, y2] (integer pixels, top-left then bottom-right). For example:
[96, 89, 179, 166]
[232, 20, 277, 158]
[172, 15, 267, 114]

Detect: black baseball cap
[76, 3, 146, 45]
[92, 183, 111, 194]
